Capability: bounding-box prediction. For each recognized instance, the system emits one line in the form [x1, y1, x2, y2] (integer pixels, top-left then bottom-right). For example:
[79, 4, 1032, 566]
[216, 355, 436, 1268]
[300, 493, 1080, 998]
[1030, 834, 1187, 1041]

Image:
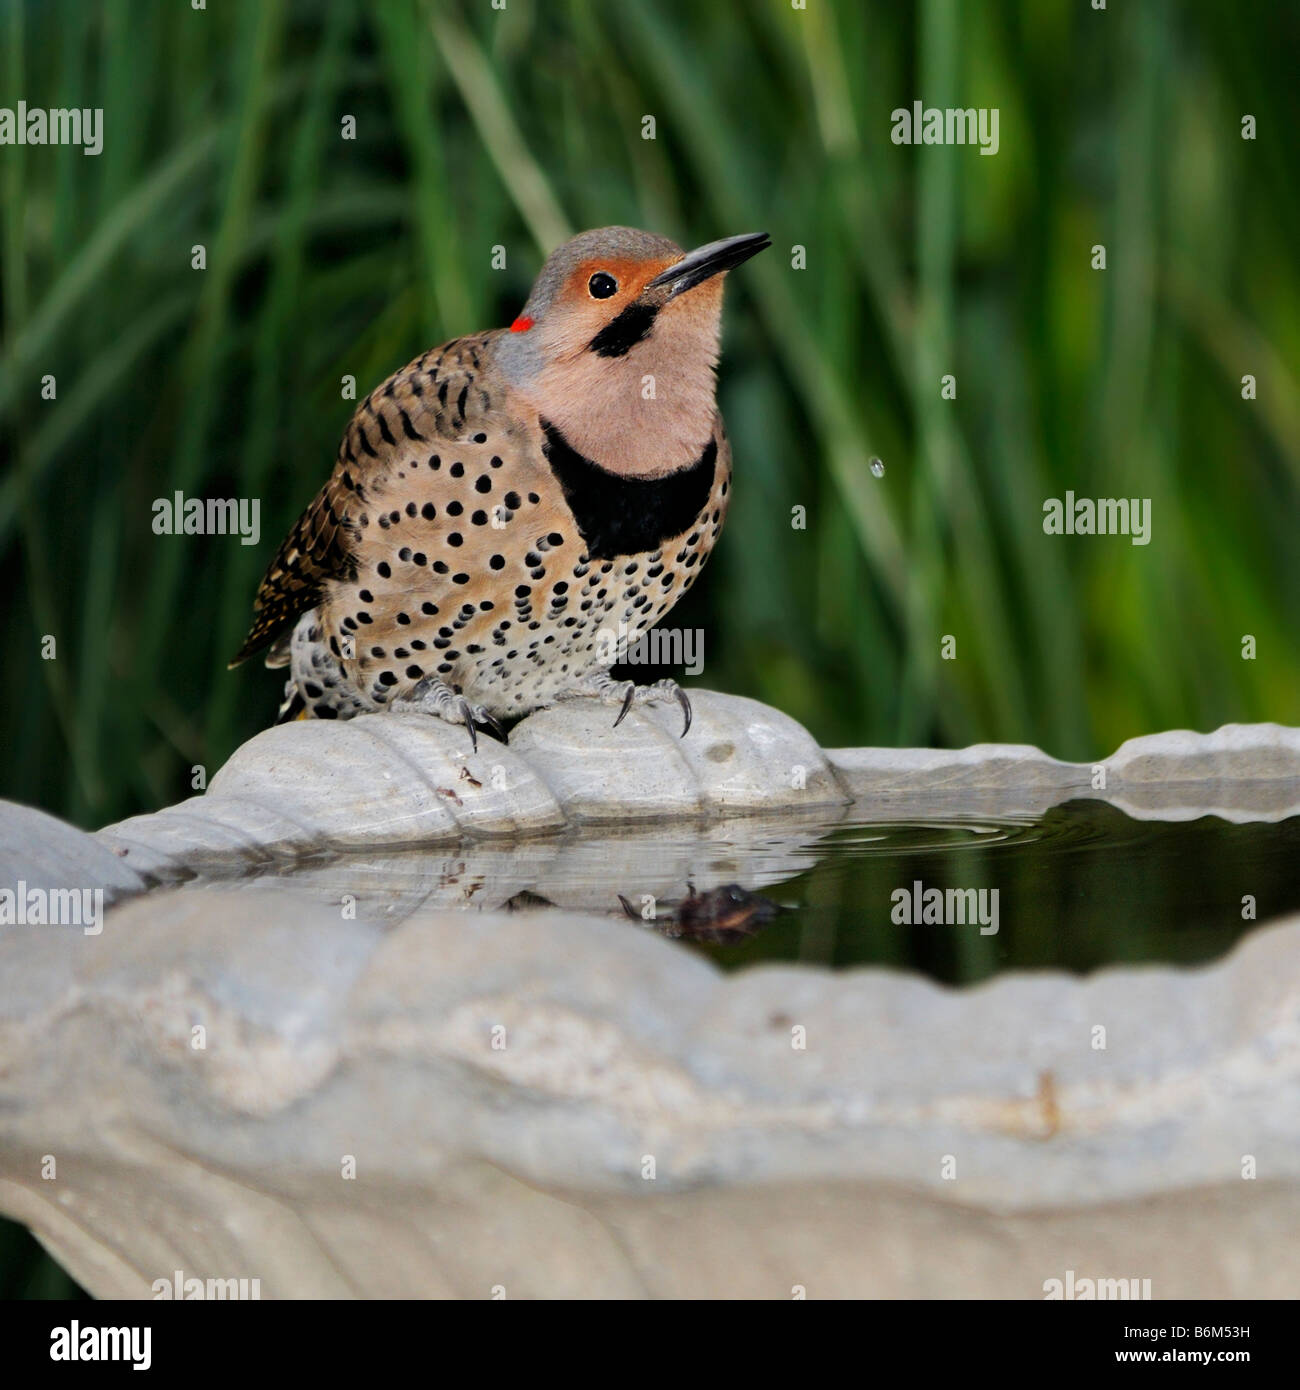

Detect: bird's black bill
[647, 231, 771, 299]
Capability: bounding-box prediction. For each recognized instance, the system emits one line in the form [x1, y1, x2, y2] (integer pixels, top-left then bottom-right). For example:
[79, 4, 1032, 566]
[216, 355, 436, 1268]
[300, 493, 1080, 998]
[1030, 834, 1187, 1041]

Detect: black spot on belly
[540, 419, 717, 560]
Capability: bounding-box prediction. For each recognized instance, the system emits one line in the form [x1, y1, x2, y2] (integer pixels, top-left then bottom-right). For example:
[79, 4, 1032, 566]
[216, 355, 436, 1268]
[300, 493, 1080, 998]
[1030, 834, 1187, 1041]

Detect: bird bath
[1, 694, 1298, 1298]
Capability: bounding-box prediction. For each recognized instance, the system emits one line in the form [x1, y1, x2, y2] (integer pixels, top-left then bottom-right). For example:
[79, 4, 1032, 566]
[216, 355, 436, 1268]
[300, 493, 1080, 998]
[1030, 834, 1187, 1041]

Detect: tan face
[522, 255, 678, 361]
[499, 227, 768, 478]
[513, 255, 727, 479]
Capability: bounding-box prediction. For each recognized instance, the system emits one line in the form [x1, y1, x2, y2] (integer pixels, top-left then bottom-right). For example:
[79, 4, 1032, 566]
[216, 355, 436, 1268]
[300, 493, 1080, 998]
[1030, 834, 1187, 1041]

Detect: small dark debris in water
[459, 767, 482, 789]
[620, 882, 789, 943]
[436, 787, 463, 805]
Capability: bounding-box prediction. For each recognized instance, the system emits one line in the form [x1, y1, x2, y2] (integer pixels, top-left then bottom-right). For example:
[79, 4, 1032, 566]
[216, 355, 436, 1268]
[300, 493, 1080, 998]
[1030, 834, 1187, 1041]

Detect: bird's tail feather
[276, 685, 308, 724]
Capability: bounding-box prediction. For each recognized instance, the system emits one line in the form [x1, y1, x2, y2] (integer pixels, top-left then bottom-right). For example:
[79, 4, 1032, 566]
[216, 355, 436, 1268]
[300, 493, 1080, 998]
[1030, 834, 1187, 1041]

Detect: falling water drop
[869, 457, 885, 478]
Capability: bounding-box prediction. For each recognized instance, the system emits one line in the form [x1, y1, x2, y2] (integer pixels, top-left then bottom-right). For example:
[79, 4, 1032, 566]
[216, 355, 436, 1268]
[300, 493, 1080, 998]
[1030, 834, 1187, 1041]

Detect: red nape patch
[510, 315, 534, 333]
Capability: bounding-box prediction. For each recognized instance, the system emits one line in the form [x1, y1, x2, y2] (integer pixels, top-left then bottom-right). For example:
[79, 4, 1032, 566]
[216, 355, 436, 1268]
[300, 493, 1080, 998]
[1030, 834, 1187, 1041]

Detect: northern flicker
[230, 226, 770, 746]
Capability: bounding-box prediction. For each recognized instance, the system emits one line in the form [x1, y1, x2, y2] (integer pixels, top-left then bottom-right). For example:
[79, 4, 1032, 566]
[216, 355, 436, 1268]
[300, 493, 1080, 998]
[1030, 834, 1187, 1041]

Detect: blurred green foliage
[1, 0, 1297, 831]
[0, 1217, 85, 1298]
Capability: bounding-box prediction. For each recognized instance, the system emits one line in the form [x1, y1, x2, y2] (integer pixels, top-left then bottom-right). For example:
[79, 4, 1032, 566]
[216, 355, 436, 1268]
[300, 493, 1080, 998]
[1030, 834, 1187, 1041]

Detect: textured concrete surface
[1, 701, 1298, 1298]
[0, 887, 1296, 1298]
[96, 691, 851, 882]
[89, 702, 1300, 883]
[830, 721, 1300, 822]
[0, 801, 144, 905]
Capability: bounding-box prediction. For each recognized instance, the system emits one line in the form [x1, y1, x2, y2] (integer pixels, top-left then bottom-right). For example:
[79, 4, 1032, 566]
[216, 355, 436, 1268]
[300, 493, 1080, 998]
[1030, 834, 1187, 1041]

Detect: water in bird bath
[211, 798, 1300, 986]
[683, 800, 1300, 983]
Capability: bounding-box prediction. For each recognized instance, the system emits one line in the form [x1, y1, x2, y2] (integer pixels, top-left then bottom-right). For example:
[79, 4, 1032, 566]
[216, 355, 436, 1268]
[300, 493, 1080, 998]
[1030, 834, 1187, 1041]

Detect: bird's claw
[392, 675, 505, 749]
[629, 678, 691, 737]
[457, 696, 478, 753]
[456, 698, 509, 751]
[557, 674, 693, 736]
[674, 684, 693, 738]
[478, 708, 508, 743]
[612, 681, 636, 729]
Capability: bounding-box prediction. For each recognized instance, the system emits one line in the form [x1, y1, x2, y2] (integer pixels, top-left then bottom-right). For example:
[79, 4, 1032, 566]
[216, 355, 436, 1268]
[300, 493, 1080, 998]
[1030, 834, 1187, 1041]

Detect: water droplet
[869, 457, 885, 478]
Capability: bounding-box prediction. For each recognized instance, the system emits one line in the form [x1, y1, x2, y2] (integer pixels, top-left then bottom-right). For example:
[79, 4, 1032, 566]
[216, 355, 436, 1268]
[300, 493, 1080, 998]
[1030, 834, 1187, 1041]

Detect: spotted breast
[231, 225, 767, 743]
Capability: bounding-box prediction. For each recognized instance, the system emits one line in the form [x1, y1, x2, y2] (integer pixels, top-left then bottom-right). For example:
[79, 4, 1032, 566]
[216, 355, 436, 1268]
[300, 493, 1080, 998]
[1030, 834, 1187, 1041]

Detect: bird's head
[497, 226, 769, 477]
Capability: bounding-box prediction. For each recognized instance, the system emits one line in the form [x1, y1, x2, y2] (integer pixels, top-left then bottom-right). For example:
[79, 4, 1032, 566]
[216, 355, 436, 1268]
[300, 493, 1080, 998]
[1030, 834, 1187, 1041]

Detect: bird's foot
[389, 676, 505, 752]
[555, 673, 692, 737]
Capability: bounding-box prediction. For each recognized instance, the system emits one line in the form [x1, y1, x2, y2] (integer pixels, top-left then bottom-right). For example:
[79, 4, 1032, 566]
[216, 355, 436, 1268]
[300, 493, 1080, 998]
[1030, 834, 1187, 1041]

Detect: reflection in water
[192, 801, 840, 926]
[693, 800, 1300, 983]
[618, 882, 789, 943]
[181, 799, 1300, 984]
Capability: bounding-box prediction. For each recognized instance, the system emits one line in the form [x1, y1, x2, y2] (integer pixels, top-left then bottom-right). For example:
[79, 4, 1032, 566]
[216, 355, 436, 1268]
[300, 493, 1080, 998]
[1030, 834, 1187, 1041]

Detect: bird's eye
[587, 271, 618, 299]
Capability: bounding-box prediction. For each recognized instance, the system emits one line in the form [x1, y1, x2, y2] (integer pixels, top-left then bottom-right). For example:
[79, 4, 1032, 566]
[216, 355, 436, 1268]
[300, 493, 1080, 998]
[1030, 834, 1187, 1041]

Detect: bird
[229, 225, 770, 748]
